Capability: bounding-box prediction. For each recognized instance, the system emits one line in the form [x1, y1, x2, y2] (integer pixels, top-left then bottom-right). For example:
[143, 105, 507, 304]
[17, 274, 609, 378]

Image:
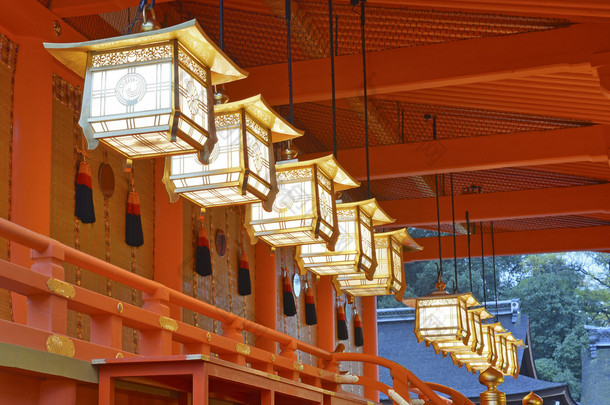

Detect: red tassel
[337, 305, 348, 341]
[354, 311, 364, 347]
[283, 273, 297, 316]
[196, 225, 212, 276]
[125, 191, 143, 247]
[238, 250, 252, 296]
[75, 161, 95, 223]
[305, 286, 317, 325]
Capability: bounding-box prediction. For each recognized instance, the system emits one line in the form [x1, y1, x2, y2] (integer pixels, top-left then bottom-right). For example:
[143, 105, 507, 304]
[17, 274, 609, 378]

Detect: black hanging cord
[480, 222, 487, 305]
[491, 221, 499, 321]
[358, 0, 371, 198]
[428, 115, 443, 278]
[286, 0, 294, 125]
[450, 174, 458, 293]
[329, 0, 338, 158]
[466, 211, 473, 293]
[122, 0, 151, 34]
[219, 0, 224, 51]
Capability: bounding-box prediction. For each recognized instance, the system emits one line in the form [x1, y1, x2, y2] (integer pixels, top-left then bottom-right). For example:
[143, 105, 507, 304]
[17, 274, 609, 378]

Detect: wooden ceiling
[21, 0, 610, 259]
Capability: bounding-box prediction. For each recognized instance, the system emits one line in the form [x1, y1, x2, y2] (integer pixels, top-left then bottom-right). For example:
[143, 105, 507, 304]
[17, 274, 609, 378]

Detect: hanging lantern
[44, 20, 247, 162]
[450, 322, 504, 373]
[296, 199, 393, 280]
[331, 228, 421, 300]
[505, 334, 524, 378]
[246, 155, 359, 249]
[434, 305, 492, 354]
[412, 274, 479, 353]
[163, 95, 302, 209]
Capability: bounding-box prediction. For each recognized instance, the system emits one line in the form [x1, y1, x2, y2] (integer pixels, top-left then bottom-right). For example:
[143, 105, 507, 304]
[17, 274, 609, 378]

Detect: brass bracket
[46, 335, 75, 358]
[267, 373, 281, 381]
[293, 361, 304, 372]
[236, 343, 251, 355]
[47, 278, 75, 299]
[159, 316, 178, 331]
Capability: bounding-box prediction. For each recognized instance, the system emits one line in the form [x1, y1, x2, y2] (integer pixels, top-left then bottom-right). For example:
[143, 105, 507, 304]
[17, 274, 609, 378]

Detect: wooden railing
[0, 217, 473, 405]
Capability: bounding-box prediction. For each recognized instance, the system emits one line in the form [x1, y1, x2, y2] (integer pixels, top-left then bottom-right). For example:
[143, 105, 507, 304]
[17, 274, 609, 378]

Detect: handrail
[0, 217, 469, 404]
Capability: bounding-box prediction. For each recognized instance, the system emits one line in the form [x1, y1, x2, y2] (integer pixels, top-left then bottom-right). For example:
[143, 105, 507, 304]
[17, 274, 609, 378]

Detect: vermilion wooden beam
[226, 23, 610, 105]
[383, 184, 610, 227]
[300, 125, 610, 181]
[406, 226, 610, 262]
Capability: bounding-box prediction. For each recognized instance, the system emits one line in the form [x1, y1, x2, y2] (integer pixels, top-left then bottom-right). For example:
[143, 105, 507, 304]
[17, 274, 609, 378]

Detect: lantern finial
[433, 264, 447, 294]
[479, 367, 507, 405]
[522, 392, 543, 405]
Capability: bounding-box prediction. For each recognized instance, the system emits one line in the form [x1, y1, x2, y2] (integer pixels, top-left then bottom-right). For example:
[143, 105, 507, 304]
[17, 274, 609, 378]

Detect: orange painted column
[10, 38, 54, 324]
[40, 379, 76, 405]
[316, 276, 335, 366]
[362, 296, 380, 402]
[153, 157, 183, 354]
[255, 242, 277, 355]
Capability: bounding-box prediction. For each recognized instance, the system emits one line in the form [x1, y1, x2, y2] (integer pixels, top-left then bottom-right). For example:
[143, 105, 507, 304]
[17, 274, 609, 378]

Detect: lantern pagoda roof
[375, 228, 423, 252]
[282, 154, 360, 191]
[337, 198, 395, 226]
[44, 19, 247, 85]
[215, 94, 304, 142]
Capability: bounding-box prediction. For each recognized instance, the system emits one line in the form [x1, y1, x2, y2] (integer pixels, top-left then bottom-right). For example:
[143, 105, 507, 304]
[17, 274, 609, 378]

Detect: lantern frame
[246, 155, 359, 249]
[44, 20, 247, 163]
[162, 94, 302, 210]
[435, 305, 492, 355]
[296, 198, 394, 280]
[450, 322, 505, 373]
[331, 228, 421, 301]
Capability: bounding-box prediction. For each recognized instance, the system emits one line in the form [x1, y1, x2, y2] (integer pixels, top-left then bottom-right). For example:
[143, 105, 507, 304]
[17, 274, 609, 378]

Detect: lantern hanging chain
[480, 221, 486, 305]
[285, 0, 294, 126]
[329, 0, 338, 158]
[356, 0, 371, 199]
[428, 115, 443, 278]
[219, 0, 224, 51]
[491, 221, 499, 321]
[450, 173, 458, 293]
[122, 0, 155, 34]
[466, 211, 473, 293]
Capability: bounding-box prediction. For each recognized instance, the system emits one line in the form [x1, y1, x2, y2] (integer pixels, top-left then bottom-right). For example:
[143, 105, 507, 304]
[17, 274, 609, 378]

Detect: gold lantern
[435, 305, 492, 354]
[44, 20, 247, 162]
[162, 95, 302, 210]
[505, 335, 524, 378]
[296, 199, 394, 280]
[451, 322, 504, 373]
[331, 228, 422, 300]
[246, 155, 359, 248]
[411, 275, 479, 353]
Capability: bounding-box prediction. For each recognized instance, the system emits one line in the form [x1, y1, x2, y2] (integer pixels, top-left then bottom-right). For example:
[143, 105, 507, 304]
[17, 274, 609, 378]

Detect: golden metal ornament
[46, 335, 76, 358]
[293, 362, 304, 371]
[46, 278, 76, 299]
[297, 198, 393, 280]
[246, 155, 359, 249]
[158, 316, 178, 331]
[235, 343, 251, 355]
[163, 94, 302, 211]
[522, 391, 543, 405]
[479, 367, 507, 405]
[332, 228, 421, 300]
[44, 20, 247, 163]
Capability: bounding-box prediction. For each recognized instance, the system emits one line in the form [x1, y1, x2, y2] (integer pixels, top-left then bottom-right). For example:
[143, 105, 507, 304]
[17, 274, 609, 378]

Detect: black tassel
[195, 225, 212, 276]
[125, 191, 143, 247]
[75, 161, 95, 223]
[283, 273, 297, 316]
[354, 311, 364, 347]
[304, 286, 317, 325]
[238, 250, 252, 296]
[337, 304, 348, 341]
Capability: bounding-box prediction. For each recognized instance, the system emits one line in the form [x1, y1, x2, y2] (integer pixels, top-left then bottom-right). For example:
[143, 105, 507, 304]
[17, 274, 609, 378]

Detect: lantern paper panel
[414, 291, 479, 351]
[332, 228, 421, 300]
[297, 199, 394, 280]
[163, 95, 302, 209]
[246, 155, 359, 249]
[44, 20, 247, 162]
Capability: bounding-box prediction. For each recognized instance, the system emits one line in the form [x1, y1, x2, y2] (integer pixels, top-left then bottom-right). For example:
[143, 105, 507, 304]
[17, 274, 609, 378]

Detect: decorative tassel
[195, 224, 212, 276]
[125, 190, 143, 247]
[354, 309, 364, 347]
[238, 250, 252, 296]
[75, 161, 95, 223]
[337, 304, 348, 341]
[305, 284, 317, 325]
[283, 270, 297, 317]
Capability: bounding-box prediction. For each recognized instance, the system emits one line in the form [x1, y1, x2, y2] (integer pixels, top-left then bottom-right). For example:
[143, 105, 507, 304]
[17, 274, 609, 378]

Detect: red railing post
[141, 286, 174, 356]
[221, 317, 246, 365]
[28, 243, 67, 334]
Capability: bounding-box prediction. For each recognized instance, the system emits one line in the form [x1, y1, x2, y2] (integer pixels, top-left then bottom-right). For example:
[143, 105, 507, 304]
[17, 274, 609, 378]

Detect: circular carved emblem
[272, 188, 295, 214]
[251, 143, 263, 173]
[185, 80, 200, 116]
[115, 73, 147, 106]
